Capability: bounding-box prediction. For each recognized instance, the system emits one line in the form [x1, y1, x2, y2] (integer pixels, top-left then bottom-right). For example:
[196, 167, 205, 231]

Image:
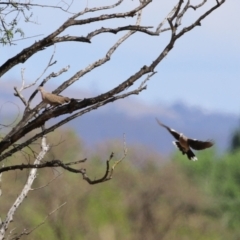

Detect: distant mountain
[0, 85, 239, 155]
[69, 99, 239, 155]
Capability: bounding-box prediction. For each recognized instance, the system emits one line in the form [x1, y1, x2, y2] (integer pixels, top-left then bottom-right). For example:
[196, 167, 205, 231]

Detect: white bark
[0, 136, 49, 240]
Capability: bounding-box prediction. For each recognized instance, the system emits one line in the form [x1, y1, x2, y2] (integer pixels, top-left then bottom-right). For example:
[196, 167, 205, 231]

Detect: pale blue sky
[1, 0, 240, 115]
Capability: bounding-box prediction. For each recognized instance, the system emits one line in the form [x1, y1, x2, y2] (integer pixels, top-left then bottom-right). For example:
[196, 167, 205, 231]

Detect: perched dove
[38, 87, 70, 106]
[156, 118, 214, 161]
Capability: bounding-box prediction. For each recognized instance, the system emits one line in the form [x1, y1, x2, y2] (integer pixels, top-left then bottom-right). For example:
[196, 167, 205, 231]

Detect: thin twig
[30, 173, 63, 191]
[108, 133, 127, 179]
[11, 202, 67, 240]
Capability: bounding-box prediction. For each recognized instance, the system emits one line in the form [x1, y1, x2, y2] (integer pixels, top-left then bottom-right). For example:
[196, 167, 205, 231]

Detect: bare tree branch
[176, 0, 225, 38]
[0, 153, 123, 185]
[0, 0, 151, 77]
[0, 136, 49, 240]
[51, 25, 158, 45]
[73, 0, 124, 18]
[189, 0, 207, 10]
[0, 158, 86, 174]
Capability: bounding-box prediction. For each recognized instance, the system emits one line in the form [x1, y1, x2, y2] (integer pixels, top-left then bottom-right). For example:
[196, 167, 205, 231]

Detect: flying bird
[156, 118, 214, 161]
[38, 86, 71, 106]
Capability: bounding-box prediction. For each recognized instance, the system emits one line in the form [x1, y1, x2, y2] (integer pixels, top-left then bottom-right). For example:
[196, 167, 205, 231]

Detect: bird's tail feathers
[186, 149, 198, 161]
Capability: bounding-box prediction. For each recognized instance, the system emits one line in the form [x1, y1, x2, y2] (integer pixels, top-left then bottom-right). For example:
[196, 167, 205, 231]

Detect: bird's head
[179, 133, 184, 138]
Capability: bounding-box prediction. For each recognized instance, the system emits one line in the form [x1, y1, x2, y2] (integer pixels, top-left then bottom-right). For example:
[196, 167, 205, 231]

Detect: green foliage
[173, 148, 215, 182]
[3, 130, 240, 239]
[230, 128, 240, 152]
[175, 148, 240, 234]
[0, 2, 30, 45]
[0, 18, 24, 45]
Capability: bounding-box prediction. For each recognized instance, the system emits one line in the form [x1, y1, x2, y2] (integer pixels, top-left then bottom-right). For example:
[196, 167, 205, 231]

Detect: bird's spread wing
[173, 141, 186, 154]
[187, 139, 214, 150]
[156, 118, 180, 140]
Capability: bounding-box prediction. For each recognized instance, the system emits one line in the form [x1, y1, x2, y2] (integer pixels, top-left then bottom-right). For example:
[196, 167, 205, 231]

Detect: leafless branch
[176, 0, 225, 38]
[0, 0, 151, 77]
[72, 0, 124, 18]
[108, 133, 127, 179]
[54, 10, 144, 95]
[14, 46, 57, 107]
[176, 0, 190, 26]
[52, 25, 158, 45]
[0, 136, 49, 239]
[156, 2, 179, 34]
[24, 45, 57, 89]
[189, 0, 207, 10]
[0, 158, 87, 174]
[0, 151, 124, 185]
[13, 86, 27, 106]
[80, 139, 127, 184]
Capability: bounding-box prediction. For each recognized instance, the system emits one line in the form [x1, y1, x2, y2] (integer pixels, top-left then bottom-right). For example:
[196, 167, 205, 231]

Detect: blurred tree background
[2, 128, 240, 240]
[230, 125, 240, 152]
